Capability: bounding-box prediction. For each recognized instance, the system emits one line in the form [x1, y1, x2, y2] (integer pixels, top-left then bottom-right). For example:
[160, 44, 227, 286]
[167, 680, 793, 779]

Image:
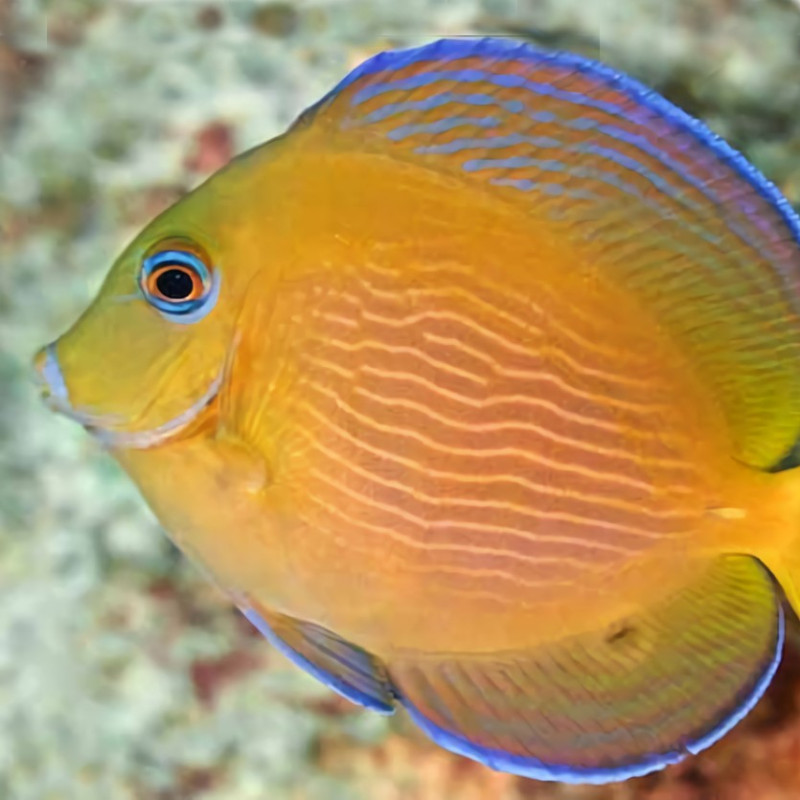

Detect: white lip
[89, 371, 223, 449]
[38, 344, 122, 429]
[41, 344, 69, 402]
[39, 344, 222, 450]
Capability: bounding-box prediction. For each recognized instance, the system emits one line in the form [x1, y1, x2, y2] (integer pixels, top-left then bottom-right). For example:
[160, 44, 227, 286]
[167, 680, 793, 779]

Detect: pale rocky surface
[2, 1, 800, 798]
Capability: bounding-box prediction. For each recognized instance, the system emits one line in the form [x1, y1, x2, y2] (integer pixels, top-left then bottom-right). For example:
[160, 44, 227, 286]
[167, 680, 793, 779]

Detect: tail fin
[752, 466, 800, 619]
[764, 551, 800, 620]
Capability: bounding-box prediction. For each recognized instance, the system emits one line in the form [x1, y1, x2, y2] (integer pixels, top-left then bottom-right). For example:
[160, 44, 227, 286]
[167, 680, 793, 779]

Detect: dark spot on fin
[605, 622, 635, 645]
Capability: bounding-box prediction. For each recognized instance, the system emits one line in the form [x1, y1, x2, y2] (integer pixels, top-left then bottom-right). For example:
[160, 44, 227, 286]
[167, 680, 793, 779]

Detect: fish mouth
[34, 343, 222, 450]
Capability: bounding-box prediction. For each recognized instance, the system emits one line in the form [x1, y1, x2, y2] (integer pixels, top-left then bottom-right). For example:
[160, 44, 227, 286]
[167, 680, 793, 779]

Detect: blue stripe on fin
[388, 115, 502, 140]
[350, 68, 629, 117]
[415, 132, 563, 154]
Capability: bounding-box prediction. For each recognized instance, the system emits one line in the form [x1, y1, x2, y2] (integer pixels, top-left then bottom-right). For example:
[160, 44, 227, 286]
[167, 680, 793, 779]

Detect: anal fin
[388, 555, 782, 783]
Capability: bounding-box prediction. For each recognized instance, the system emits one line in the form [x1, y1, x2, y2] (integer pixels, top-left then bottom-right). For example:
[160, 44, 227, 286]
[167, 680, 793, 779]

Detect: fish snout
[33, 343, 70, 409]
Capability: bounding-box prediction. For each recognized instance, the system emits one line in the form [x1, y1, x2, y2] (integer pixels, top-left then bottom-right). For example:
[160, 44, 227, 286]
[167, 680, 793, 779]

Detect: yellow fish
[34, 37, 800, 783]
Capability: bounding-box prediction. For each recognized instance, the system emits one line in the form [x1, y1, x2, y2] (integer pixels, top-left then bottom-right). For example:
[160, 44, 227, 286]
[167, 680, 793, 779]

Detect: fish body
[118, 151, 780, 652]
[35, 38, 800, 782]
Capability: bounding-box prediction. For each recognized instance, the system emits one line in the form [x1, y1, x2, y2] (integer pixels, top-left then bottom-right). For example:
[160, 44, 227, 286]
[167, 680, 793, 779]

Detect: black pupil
[156, 267, 195, 300]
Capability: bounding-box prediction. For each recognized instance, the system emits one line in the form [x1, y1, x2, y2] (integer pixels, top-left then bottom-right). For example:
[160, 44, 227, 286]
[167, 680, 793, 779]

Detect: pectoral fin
[241, 604, 395, 714]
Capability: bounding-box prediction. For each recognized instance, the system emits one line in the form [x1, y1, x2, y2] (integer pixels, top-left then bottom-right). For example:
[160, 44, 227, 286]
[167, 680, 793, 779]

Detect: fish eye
[149, 264, 203, 302]
[140, 239, 220, 323]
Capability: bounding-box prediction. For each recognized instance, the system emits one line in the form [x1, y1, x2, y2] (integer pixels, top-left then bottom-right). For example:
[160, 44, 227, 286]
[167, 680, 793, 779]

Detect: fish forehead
[239, 230, 731, 650]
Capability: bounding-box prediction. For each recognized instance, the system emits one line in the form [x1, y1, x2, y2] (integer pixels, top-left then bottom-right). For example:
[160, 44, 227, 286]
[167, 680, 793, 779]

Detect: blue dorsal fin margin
[301, 36, 800, 254]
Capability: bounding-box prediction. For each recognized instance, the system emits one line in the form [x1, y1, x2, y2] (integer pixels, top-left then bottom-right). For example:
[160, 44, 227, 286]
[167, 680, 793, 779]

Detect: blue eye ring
[140, 243, 220, 324]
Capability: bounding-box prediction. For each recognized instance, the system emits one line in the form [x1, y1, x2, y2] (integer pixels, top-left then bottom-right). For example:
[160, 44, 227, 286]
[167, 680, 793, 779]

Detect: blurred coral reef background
[2, 1, 800, 798]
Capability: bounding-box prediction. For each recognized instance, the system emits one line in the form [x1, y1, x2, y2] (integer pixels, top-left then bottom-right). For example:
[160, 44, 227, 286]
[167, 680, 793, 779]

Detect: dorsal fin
[294, 37, 800, 469]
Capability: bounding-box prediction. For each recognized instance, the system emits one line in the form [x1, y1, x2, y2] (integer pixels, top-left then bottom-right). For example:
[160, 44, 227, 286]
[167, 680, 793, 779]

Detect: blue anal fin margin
[385, 556, 784, 784]
[241, 605, 395, 714]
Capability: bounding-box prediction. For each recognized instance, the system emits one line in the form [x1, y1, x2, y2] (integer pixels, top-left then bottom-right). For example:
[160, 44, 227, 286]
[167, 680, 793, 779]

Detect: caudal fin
[750, 465, 800, 620]
[763, 549, 800, 620]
